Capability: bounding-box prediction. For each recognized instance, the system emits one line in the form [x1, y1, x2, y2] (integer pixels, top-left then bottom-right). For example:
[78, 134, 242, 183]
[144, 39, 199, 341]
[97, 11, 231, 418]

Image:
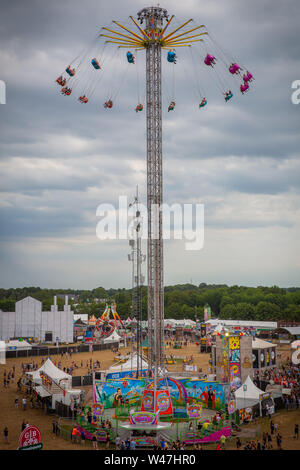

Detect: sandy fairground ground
[0, 341, 299, 451]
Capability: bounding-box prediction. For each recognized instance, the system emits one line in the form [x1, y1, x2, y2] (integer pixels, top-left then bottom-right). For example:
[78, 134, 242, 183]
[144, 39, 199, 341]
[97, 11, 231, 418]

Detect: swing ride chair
[55, 10, 254, 111]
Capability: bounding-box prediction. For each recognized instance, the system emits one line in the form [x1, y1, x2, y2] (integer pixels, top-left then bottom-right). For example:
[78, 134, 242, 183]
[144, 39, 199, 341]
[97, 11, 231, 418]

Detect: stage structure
[100, 6, 207, 377]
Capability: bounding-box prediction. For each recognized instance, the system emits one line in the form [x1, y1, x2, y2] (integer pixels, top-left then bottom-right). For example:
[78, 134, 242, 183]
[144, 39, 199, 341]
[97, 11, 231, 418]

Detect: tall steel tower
[100, 7, 206, 377]
[137, 7, 166, 374]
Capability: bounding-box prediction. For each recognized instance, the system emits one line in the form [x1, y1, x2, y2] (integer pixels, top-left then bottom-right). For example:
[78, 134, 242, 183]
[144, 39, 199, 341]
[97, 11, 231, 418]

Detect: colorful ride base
[183, 425, 231, 445]
[120, 411, 171, 431]
[76, 423, 108, 442]
[141, 389, 173, 416]
[130, 411, 159, 426]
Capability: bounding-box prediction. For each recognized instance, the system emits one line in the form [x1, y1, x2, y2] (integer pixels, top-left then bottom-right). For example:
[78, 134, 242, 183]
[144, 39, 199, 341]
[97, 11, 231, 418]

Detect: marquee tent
[234, 375, 273, 416]
[235, 375, 264, 401]
[108, 352, 148, 372]
[252, 338, 277, 349]
[26, 358, 72, 386]
[103, 330, 122, 344]
[6, 340, 32, 350]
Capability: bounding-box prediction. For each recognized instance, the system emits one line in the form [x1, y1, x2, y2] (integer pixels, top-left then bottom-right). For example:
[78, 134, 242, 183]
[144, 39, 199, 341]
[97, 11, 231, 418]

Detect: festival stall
[103, 330, 122, 344]
[234, 375, 274, 417]
[26, 358, 81, 408]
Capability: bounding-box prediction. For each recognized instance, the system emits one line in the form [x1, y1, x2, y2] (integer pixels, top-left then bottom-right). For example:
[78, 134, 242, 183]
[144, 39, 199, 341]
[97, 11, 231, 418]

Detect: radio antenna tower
[128, 186, 145, 377]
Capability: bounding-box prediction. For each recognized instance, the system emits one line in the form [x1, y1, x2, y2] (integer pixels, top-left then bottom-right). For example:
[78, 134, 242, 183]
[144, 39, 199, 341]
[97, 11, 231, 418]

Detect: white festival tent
[26, 359, 81, 408]
[108, 352, 148, 373]
[6, 340, 32, 350]
[234, 375, 273, 416]
[103, 330, 122, 344]
[26, 358, 72, 387]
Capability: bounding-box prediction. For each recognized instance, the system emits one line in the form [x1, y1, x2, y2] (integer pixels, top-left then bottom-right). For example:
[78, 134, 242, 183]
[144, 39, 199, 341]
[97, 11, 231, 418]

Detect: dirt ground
[0, 341, 299, 451]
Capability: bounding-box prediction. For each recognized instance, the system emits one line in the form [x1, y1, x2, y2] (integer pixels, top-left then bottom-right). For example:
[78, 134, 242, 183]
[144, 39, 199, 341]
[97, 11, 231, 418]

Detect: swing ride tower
[139, 7, 165, 376]
[101, 7, 206, 377]
[99, 7, 207, 377]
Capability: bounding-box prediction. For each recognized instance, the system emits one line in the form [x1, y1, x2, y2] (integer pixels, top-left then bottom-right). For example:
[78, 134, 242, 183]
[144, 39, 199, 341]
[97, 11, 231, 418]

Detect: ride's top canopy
[27, 358, 72, 385]
[109, 352, 148, 372]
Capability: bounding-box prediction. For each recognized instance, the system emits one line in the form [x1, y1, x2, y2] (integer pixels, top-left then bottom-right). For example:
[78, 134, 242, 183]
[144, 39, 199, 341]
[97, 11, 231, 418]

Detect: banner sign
[18, 425, 42, 451]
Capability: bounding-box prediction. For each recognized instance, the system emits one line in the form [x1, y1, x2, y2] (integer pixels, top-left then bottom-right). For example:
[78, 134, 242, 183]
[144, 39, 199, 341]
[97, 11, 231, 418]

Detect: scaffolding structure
[128, 187, 145, 377]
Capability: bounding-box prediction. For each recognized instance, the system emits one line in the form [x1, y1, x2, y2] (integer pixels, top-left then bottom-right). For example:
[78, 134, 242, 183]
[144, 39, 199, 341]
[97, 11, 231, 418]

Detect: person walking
[115, 435, 121, 450]
[105, 431, 111, 449]
[130, 439, 136, 450]
[52, 418, 57, 434]
[22, 397, 27, 411]
[294, 424, 299, 439]
[92, 432, 98, 450]
[3, 427, 9, 444]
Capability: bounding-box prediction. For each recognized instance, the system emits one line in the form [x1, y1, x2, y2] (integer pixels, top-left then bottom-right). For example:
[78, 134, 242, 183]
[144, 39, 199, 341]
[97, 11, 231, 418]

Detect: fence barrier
[5, 341, 119, 359]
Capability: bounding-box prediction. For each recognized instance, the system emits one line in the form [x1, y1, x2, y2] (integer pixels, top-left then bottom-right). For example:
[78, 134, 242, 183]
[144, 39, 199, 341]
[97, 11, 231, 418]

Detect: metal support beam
[146, 41, 164, 376]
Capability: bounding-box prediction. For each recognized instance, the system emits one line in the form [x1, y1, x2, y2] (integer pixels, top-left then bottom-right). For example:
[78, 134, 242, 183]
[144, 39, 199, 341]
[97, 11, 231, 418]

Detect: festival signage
[18, 425, 43, 451]
[106, 369, 148, 380]
[227, 400, 236, 414]
[266, 349, 270, 367]
[94, 378, 228, 411]
[204, 305, 211, 322]
[228, 336, 241, 390]
[130, 411, 159, 425]
[141, 389, 173, 416]
[221, 336, 229, 383]
[271, 348, 276, 365]
[187, 403, 202, 418]
[252, 350, 259, 369]
[40, 371, 53, 390]
[260, 351, 265, 368]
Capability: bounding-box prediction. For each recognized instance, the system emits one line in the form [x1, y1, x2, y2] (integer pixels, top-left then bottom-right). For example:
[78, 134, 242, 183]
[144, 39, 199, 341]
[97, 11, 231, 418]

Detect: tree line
[0, 283, 299, 322]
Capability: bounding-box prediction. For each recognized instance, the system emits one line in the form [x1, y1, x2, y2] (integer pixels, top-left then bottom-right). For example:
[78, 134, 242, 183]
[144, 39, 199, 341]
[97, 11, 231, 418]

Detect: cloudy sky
[0, 0, 299, 290]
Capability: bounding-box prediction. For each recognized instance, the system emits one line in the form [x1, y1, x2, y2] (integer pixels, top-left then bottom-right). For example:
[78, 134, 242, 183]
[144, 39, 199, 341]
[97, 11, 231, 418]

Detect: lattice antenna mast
[128, 186, 145, 377]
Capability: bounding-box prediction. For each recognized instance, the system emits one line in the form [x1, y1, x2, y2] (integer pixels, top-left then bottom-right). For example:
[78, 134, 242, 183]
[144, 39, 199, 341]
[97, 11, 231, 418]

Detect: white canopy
[234, 376, 264, 400]
[35, 385, 51, 397]
[27, 358, 72, 385]
[252, 338, 276, 349]
[109, 352, 148, 372]
[6, 340, 32, 350]
[211, 324, 224, 335]
[103, 330, 122, 344]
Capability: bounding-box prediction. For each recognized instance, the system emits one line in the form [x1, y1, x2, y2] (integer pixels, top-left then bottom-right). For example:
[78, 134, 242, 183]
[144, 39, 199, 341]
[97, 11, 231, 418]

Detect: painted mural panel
[94, 378, 146, 408]
[94, 378, 228, 411]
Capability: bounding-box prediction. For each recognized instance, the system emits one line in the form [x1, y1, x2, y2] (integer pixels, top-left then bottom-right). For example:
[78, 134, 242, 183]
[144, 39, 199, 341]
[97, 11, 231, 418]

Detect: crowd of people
[255, 361, 300, 411]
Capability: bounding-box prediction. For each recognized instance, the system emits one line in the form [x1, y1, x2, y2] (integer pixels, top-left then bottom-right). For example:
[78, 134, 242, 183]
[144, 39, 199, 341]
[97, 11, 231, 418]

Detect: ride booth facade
[91, 376, 232, 447]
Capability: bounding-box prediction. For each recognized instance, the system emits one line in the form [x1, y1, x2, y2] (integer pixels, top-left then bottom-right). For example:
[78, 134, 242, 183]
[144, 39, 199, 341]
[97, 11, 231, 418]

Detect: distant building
[205, 319, 277, 336]
[0, 296, 73, 343]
